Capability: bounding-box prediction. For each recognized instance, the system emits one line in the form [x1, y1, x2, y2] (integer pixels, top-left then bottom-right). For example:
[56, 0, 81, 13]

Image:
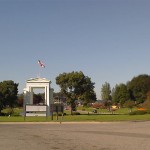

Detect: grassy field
[63, 114, 150, 122]
[0, 113, 150, 122]
[69, 106, 138, 115]
[1, 107, 137, 116]
[0, 107, 149, 122]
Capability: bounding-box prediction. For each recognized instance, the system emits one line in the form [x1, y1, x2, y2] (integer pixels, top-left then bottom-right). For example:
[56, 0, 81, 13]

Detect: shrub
[146, 110, 150, 114]
[0, 112, 7, 116]
[72, 112, 80, 115]
[11, 112, 20, 116]
[129, 110, 147, 115]
[92, 103, 104, 109]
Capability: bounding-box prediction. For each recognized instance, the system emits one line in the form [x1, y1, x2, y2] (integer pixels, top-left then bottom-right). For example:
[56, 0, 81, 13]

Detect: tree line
[1, 72, 150, 115]
[101, 74, 150, 107]
[0, 71, 97, 115]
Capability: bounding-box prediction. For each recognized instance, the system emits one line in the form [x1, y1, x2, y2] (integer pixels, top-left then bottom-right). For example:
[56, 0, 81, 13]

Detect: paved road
[0, 121, 150, 150]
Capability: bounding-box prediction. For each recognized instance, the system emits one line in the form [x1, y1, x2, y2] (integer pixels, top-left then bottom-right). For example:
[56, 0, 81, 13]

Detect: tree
[103, 100, 112, 111]
[112, 83, 130, 107]
[53, 92, 66, 103]
[111, 86, 120, 105]
[0, 80, 18, 115]
[17, 93, 24, 107]
[124, 100, 135, 112]
[101, 82, 111, 100]
[0, 90, 4, 115]
[147, 90, 150, 101]
[56, 71, 96, 114]
[142, 99, 150, 110]
[141, 90, 150, 110]
[101, 82, 112, 111]
[127, 74, 150, 104]
[81, 89, 96, 106]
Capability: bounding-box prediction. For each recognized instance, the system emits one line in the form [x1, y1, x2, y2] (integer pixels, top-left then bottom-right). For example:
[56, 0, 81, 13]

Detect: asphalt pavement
[0, 121, 150, 150]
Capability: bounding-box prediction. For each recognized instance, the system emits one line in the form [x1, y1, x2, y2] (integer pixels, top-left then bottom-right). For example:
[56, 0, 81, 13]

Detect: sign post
[50, 103, 64, 122]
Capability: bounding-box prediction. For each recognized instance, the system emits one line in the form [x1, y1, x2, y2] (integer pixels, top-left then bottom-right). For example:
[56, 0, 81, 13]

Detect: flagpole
[38, 66, 41, 78]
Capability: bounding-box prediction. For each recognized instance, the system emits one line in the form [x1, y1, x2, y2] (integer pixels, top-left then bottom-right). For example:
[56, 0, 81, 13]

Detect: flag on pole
[38, 60, 45, 68]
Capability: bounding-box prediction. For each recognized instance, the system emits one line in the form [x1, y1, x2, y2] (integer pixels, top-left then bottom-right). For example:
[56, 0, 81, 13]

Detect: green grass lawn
[0, 114, 150, 122]
[76, 106, 138, 115]
[0, 107, 149, 122]
[63, 114, 150, 122]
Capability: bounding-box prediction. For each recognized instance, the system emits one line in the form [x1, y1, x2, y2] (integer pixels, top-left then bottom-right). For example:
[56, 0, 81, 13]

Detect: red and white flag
[38, 60, 45, 68]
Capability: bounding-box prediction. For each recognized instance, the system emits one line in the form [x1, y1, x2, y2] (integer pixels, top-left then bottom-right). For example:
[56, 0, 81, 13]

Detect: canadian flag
[38, 60, 45, 68]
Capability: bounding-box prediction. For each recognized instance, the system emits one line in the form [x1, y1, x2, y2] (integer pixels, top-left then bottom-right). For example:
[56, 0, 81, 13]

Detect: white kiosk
[23, 78, 54, 116]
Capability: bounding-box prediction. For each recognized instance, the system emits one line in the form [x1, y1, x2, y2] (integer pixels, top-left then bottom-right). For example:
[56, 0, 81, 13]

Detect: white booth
[23, 78, 54, 116]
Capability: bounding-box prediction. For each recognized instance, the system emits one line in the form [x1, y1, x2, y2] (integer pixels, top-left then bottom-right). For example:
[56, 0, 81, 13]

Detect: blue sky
[0, 0, 150, 99]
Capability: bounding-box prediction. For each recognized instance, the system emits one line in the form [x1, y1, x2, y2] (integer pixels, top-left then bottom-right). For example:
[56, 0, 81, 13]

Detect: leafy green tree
[140, 90, 150, 110]
[142, 99, 150, 110]
[0, 80, 18, 115]
[0, 91, 4, 115]
[111, 86, 120, 105]
[53, 92, 66, 103]
[100, 82, 112, 111]
[81, 89, 96, 106]
[147, 90, 150, 101]
[103, 100, 112, 111]
[101, 82, 111, 100]
[17, 93, 24, 107]
[56, 71, 96, 114]
[127, 74, 150, 104]
[112, 83, 130, 107]
[124, 100, 135, 112]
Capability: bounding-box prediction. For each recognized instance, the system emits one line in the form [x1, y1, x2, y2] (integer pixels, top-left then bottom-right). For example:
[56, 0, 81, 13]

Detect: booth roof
[27, 78, 51, 83]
